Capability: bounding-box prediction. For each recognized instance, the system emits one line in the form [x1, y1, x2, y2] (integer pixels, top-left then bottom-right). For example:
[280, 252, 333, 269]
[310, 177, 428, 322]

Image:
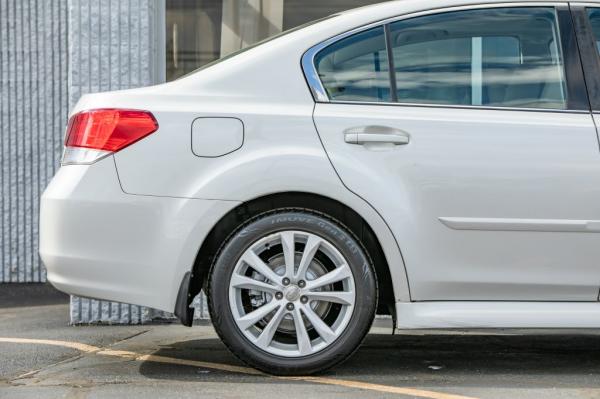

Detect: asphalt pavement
[2, 284, 600, 399]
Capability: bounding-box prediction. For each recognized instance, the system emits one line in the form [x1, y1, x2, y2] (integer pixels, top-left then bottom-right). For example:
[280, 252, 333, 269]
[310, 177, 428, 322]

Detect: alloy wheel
[228, 230, 356, 357]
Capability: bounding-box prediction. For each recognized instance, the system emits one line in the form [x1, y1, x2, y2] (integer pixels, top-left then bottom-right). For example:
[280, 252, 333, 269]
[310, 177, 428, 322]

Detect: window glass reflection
[390, 8, 568, 109]
[315, 27, 391, 102]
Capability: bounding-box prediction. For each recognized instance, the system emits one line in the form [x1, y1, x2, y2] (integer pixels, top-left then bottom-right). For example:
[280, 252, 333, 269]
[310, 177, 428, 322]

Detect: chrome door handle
[344, 125, 410, 145]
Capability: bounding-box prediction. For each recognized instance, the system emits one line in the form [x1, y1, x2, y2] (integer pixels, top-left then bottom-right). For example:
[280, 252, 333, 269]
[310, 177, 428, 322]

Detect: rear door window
[315, 26, 391, 102]
[388, 7, 568, 109]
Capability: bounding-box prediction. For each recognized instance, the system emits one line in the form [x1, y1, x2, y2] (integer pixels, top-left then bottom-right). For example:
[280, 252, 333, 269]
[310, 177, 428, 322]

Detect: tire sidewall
[208, 210, 377, 375]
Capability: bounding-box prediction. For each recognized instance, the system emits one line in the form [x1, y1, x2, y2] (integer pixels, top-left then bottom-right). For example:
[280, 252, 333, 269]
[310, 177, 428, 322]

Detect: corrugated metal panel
[0, 0, 68, 284]
[67, 0, 163, 105]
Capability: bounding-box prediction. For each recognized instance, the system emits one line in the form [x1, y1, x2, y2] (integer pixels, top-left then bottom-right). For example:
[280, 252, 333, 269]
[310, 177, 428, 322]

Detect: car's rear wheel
[208, 210, 377, 375]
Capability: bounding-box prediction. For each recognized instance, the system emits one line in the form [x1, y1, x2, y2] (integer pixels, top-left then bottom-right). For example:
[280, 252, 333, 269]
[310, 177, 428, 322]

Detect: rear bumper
[40, 157, 239, 312]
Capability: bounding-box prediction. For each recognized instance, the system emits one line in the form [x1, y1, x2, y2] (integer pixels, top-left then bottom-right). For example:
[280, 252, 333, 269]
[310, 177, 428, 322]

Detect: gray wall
[68, 0, 165, 106]
[0, 0, 68, 284]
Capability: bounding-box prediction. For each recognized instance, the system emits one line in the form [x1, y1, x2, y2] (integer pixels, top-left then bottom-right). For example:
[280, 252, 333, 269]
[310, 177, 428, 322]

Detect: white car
[41, 0, 600, 374]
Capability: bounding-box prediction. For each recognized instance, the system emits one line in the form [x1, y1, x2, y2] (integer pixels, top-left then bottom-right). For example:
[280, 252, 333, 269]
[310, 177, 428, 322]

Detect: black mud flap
[174, 271, 195, 327]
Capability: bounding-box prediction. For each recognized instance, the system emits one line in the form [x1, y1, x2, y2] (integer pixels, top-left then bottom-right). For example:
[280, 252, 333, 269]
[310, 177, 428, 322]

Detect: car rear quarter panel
[40, 157, 240, 311]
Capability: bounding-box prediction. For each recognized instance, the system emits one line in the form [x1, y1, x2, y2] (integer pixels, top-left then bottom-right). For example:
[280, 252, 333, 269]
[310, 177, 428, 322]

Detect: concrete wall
[220, 0, 283, 56]
[0, 0, 68, 284]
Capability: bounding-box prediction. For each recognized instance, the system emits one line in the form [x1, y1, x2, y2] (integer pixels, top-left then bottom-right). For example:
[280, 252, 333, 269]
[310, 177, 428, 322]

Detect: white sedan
[40, 0, 600, 375]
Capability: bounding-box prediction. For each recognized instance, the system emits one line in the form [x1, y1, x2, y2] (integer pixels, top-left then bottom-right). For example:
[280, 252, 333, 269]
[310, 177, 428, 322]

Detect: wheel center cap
[284, 285, 301, 301]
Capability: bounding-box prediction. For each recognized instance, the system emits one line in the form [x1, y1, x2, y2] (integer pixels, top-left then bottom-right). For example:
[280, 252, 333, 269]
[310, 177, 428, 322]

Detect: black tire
[208, 209, 377, 375]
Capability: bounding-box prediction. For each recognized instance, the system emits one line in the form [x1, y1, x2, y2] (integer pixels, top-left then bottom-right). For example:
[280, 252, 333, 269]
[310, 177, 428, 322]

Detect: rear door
[310, 5, 600, 301]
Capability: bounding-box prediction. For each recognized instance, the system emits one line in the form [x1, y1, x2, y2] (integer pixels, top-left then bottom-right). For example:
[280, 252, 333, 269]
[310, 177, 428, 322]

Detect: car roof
[327, 0, 599, 30]
[340, 0, 583, 18]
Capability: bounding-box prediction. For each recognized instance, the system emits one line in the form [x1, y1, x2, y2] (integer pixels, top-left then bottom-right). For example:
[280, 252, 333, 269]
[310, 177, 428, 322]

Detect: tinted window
[587, 8, 600, 53]
[315, 27, 391, 102]
[389, 8, 567, 109]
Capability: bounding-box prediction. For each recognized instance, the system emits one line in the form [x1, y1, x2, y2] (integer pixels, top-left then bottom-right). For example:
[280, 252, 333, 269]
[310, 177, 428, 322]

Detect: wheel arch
[185, 191, 410, 320]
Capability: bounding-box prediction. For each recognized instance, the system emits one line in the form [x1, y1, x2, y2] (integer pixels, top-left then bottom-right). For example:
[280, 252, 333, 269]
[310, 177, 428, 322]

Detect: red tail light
[65, 109, 158, 152]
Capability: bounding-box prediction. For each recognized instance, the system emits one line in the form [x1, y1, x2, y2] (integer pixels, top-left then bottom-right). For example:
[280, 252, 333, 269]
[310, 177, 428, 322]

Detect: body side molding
[439, 217, 600, 233]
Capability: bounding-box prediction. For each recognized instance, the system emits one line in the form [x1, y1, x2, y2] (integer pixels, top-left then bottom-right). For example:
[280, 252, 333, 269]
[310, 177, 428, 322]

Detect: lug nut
[298, 280, 306, 288]
[282, 277, 290, 286]
[275, 292, 283, 300]
[300, 296, 308, 304]
[286, 303, 295, 311]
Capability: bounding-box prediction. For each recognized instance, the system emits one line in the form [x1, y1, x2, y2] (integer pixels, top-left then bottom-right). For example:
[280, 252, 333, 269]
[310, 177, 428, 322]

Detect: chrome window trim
[321, 100, 590, 113]
[301, 1, 580, 113]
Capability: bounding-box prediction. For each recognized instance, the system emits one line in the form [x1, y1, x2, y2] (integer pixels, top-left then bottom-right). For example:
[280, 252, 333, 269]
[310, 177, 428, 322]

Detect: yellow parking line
[0, 337, 100, 353]
[1, 337, 478, 399]
[283, 376, 478, 399]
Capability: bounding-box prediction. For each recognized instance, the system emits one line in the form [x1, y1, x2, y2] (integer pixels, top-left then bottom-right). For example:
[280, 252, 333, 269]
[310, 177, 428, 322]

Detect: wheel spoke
[230, 229, 357, 358]
[293, 307, 312, 355]
[305, 290, 354, 306]
[230, 274, 279, 294]
[237, 300, 280, 331]
[295, 235, 321, 280]
[241, 251, 281, 284]
[280, 231, 296, 279]
[255, 305, 287, 349]
[306, 263, 352, 291]
[302, 304, 337, 344]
